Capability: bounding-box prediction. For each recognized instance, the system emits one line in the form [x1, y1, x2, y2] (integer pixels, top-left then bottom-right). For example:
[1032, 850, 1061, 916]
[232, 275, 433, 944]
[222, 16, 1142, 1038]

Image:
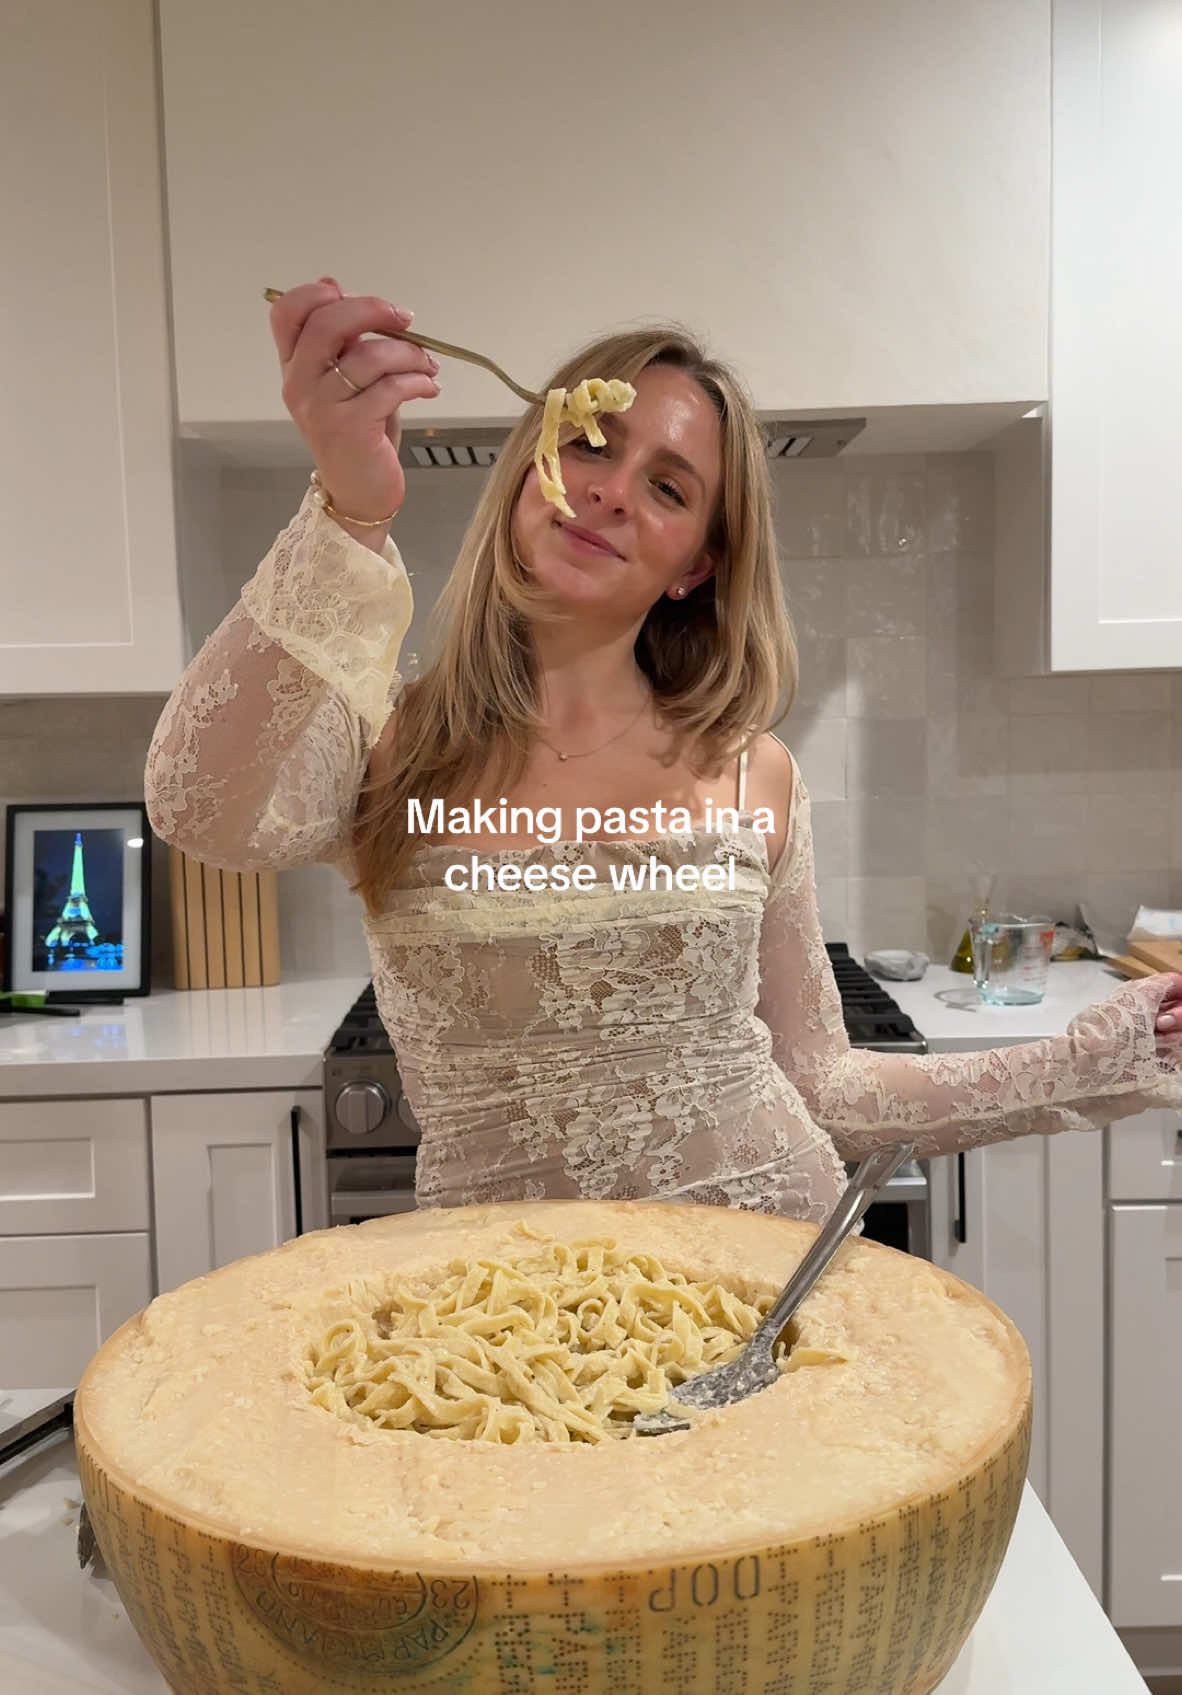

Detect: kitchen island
[0, 1397, 1149, 1694]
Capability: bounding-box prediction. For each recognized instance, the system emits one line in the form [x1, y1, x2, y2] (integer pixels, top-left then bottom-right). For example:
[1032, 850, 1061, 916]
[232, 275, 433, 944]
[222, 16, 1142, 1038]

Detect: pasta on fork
[534, 378, 637, 517]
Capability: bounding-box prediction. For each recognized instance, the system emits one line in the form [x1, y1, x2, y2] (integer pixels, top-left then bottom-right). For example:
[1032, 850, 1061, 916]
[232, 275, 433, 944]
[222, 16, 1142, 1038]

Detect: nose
[585, 459, 630, 512]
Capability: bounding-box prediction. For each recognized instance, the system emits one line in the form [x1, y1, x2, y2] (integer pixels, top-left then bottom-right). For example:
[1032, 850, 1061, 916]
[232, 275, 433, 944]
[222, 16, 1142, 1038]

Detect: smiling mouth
[558, 521, 621, 558]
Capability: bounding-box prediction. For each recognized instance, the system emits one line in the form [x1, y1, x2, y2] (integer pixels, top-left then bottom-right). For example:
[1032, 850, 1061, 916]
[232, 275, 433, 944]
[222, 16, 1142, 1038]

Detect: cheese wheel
[75, 1200, 1031, 1695]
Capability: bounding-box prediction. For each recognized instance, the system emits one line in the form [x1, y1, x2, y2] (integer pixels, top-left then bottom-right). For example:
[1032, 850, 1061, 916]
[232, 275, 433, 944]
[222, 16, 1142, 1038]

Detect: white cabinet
[151, 1089, 327, 1293]
[158, 0, 1049, 430]
[929, 1129, 1106, 1594]
[0, 1097, 152, 1388]
[1108, 1106, 1182, 1631]
[0, 0, 184, 694]
[930, 1140, 1050, 1503]
[0, 1233, 151, 1391]
[1108, 1106, 1182, 1206]
[1045, 0, 1182, 667]
[1109, 1205, 1182, 1629]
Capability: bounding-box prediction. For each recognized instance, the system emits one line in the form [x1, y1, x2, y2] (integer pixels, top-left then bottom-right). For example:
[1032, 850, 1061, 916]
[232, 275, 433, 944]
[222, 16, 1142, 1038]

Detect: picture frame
[3, 802, 151, 999]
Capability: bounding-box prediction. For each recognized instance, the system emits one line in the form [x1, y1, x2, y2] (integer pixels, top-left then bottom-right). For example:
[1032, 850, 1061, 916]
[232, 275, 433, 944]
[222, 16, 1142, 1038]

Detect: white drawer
[0, 1098, 150, 1234]
[1107, 1107, 1182, 1202]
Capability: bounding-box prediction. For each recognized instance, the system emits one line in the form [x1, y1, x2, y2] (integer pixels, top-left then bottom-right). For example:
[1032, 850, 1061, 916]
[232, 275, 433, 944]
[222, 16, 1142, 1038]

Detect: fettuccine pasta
[305, 1233, 789, 1444]
[535, 379, 637, 517]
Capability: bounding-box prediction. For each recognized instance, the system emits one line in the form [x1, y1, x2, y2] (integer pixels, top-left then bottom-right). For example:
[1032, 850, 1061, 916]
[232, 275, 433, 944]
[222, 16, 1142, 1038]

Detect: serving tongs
[262, 287, 546, 405]
[632, 1141, 916, 1436]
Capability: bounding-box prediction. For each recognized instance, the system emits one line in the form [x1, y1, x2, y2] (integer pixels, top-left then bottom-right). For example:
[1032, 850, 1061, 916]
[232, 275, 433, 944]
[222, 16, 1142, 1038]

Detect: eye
[569, 438, 606, 455]
[654, 478, 687, 507]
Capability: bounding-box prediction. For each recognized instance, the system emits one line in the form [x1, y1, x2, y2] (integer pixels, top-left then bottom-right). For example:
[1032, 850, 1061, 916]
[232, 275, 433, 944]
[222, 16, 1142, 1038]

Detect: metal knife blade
[0, 1392, 74, 1465]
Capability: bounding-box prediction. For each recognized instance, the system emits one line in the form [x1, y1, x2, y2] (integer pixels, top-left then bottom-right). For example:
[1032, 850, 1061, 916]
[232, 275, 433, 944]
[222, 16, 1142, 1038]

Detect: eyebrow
[599, 414, 707, 494]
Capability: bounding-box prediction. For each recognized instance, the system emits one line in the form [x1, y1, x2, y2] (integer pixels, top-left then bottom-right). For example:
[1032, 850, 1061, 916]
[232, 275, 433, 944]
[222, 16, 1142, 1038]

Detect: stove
[824, 943, 926, 1052]
[321, 945, 929, 1246]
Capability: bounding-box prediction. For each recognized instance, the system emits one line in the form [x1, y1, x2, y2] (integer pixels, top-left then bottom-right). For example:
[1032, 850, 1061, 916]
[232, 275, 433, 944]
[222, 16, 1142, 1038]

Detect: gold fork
[262, 287, 545, 406]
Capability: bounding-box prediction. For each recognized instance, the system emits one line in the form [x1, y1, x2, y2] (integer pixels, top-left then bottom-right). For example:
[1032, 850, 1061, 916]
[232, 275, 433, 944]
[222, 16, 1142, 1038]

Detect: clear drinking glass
[969, 914, 1056, 1005]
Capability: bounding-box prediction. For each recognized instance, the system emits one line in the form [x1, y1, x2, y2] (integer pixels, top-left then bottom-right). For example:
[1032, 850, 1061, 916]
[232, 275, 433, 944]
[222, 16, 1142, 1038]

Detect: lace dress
[145, 490, 1182, 1223]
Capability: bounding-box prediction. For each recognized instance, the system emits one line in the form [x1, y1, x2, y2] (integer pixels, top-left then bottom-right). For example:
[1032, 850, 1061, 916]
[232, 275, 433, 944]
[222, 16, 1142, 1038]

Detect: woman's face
[511, 364, 723, 622]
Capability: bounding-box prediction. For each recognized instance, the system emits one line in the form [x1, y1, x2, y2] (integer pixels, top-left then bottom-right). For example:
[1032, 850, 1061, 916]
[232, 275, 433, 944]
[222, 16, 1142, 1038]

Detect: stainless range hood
[399, 415, 866, 470]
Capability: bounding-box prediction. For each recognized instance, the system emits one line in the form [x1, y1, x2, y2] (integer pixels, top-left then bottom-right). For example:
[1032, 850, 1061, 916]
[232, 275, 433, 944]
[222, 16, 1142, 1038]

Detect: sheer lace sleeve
[756, 750, 1182, 1159]
[145, 487, 412, 871]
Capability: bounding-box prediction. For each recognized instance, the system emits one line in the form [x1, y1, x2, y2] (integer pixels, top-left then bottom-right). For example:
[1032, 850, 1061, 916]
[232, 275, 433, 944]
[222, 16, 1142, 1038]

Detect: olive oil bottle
[950, 873, 996, 974]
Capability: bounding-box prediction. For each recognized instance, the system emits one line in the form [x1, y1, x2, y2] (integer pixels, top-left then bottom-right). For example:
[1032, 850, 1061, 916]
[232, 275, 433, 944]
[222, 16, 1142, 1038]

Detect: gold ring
[330, 360, 363, 396]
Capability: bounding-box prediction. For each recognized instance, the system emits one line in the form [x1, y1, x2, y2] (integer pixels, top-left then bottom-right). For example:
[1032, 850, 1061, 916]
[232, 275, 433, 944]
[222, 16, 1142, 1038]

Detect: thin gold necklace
[537, 697, 653, 762]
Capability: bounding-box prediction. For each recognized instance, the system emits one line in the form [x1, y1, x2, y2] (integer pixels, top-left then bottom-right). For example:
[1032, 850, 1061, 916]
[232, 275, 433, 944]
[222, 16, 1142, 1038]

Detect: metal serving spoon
[262, 287, 546, 405]
[632, 1140, 917, 1436]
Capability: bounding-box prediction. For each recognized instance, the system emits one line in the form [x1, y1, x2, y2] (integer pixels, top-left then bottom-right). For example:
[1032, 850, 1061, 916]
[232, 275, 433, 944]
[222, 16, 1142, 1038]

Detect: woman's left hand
[1153, 972, 1182, 1035]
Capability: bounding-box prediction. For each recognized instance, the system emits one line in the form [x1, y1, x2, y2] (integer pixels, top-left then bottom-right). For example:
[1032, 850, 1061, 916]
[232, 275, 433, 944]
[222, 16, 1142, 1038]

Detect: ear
[667, 551, 716, 600]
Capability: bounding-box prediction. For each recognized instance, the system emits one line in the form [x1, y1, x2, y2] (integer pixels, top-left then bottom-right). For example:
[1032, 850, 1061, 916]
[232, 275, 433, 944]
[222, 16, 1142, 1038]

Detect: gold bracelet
[307, 470, 398, 528]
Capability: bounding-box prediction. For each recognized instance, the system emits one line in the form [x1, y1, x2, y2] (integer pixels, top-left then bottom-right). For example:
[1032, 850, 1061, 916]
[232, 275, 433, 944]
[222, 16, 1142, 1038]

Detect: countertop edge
[0, 1055, 326, 1098]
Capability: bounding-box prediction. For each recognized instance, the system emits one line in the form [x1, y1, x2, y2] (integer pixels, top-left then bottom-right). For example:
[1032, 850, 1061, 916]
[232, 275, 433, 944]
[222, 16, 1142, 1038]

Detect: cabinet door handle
[290, 1105, 304, 1237]
[954, 1152, 967, 1244]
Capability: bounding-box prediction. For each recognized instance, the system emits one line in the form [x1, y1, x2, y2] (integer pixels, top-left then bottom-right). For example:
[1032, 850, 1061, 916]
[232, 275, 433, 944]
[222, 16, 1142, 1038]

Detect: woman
[146, 279, 1182, 1220]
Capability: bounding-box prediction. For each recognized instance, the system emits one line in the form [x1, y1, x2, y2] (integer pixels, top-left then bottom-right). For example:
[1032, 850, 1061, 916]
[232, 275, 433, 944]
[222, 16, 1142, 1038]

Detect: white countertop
[0, 960, 1136, 1101]
[883, 959, 1133, 1051]
[0, 1407, 1148, 1694]
[0, 977, 368, 1096]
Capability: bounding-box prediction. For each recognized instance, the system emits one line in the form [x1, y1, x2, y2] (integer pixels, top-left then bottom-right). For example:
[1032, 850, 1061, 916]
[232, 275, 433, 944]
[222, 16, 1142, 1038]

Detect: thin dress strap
[736, 747, 749, 810]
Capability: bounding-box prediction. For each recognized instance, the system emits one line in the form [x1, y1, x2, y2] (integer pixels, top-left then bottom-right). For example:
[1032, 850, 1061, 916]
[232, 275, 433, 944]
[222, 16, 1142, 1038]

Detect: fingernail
[392, 305, 414, 324]
[426, 354, 440, 374]
[1157, 1014, 1174, 1029]
[317, 276, 340, 289]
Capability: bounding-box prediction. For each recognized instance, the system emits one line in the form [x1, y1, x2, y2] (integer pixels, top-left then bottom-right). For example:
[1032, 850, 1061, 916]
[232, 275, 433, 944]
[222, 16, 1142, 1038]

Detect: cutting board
[168, 847, 280, 989]
[1127, 939, 1182, 974]
[1105, 939, 1182, 979]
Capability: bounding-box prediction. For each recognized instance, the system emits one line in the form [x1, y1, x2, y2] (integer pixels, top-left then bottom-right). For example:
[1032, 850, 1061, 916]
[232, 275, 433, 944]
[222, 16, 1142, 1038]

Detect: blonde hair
[352, 324, 797, 912]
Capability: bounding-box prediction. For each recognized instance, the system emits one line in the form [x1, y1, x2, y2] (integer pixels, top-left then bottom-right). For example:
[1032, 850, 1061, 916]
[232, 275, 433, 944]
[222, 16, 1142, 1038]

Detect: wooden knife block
[167, 847, 280, 989]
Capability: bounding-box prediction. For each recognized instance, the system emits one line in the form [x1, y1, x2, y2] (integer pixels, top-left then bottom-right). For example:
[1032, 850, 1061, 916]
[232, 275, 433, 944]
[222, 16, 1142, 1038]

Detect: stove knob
[335, 1080, 391, 1137]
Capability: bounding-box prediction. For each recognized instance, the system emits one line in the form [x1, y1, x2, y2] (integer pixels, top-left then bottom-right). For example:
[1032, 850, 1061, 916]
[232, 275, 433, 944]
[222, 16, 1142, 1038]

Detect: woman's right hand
[269, 278, 441, 531]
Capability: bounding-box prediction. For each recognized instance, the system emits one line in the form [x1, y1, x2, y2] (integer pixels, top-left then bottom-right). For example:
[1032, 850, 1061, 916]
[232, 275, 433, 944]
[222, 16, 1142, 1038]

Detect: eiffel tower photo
[44, 832, 100, 963]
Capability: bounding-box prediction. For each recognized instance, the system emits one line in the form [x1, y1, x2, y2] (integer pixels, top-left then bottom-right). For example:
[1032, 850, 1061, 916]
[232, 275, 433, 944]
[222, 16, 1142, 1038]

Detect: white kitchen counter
[0, 962, 1137, 1098]
[0, 1412, 1148, 1694]
[0, 977, 368, 1096]
[883, 959, 1135, 1051]
[0, 960, 1143, 1098]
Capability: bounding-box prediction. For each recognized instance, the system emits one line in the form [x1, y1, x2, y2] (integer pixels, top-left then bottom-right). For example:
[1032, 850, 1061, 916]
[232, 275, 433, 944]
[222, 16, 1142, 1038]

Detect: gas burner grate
[825, 943, 923, 1046]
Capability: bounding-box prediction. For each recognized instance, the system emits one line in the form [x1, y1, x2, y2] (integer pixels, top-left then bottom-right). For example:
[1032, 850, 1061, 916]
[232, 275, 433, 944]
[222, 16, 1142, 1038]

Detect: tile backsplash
[774, 455, 1182, 960]
[4, 449, 1178, 986]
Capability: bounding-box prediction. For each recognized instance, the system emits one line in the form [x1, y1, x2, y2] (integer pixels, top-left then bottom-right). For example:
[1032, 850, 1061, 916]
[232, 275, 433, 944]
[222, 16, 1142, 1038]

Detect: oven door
[328, 1154, 418, 1226]
[849, 1157, 931, 1259]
